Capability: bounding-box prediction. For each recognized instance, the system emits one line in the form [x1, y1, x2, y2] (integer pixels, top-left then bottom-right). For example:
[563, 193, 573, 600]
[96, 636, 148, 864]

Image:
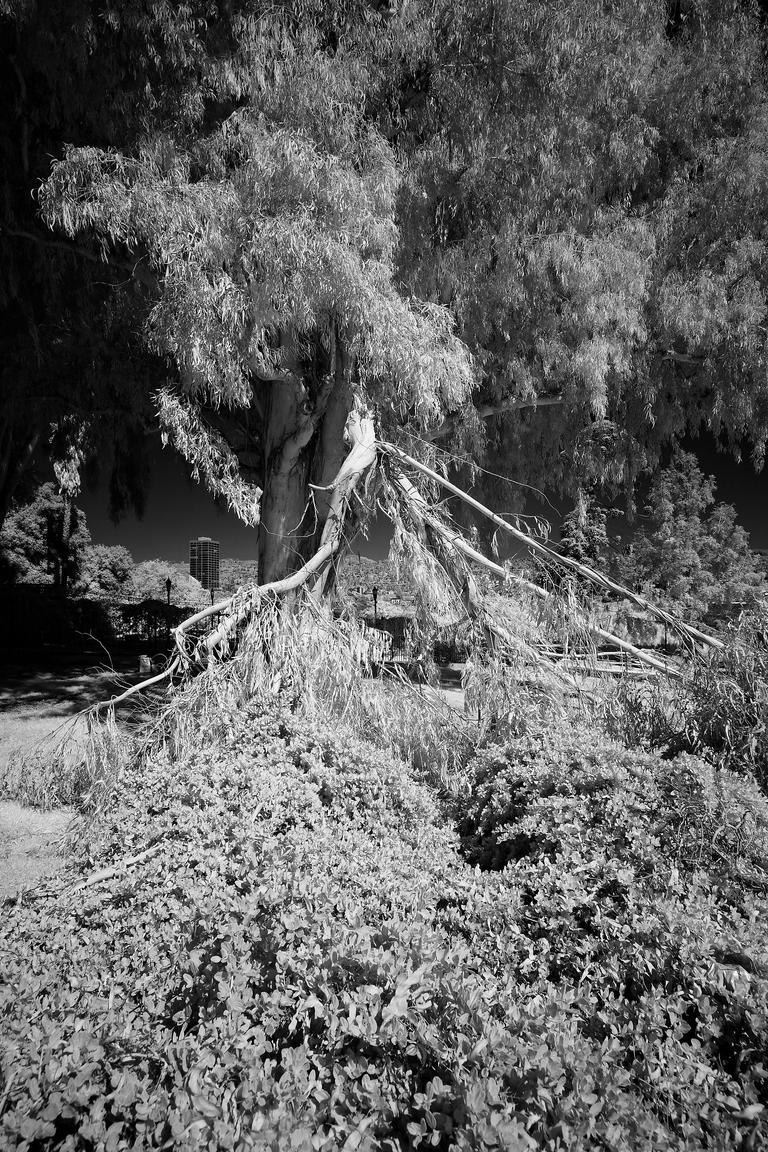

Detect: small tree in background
[0, 482, 91, 591]
[0, 483, 137, 601]
[629, 451, 765, 621]
[130, 559, 208, 611]
[559, 490, 612, 570]
[76, 544, 136, 603]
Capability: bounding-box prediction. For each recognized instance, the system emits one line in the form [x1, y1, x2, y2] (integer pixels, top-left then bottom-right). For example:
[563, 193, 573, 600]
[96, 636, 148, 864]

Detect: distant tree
[0, 482, 91, 591]
[0, 483, 140, 602]
[629, 451, 765, 619]
[76, 544, 136, 603]
[559, 491, 612, 570]
[130, 560, 208, 610]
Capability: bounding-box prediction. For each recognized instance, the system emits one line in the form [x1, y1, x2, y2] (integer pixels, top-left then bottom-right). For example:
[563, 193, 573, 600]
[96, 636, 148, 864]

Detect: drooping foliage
[0, 1, 189, 526]
[35, 2, 475, 579]
[394, 0, 768, 505]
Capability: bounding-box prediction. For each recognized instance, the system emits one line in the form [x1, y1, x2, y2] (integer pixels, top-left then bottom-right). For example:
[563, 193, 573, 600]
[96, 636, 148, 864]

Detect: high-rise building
[189, 537, 220, 590]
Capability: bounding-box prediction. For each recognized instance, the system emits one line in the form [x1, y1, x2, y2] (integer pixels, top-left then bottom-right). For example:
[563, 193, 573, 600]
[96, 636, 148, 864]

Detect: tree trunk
[258, 376, 316, 584]
[257, 332, 355, 586]
[306, 341, 355, 595]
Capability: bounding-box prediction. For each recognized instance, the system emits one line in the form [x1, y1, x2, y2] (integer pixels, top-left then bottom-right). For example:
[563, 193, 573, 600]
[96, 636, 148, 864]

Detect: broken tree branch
[389, 466, 592, 696]
[65, 842, 166, 896]
[92, 656, 181, 713]
[388, 463, 683, 683]
[382, 442, 723, 652]
[181, 409, 377, 660]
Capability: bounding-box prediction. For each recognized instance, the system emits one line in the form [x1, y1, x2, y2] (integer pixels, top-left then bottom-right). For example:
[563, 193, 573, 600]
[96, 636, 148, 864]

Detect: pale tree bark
[258, 371, 317, 584]
[189, 408, 375, 660]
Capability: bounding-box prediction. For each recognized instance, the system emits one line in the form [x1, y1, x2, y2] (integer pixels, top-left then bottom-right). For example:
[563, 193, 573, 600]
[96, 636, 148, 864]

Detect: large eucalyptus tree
[15, 0, 768, 604]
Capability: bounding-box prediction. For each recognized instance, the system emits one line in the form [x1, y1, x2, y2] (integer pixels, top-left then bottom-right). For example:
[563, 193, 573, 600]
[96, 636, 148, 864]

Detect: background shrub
[606, 602, 768, 786]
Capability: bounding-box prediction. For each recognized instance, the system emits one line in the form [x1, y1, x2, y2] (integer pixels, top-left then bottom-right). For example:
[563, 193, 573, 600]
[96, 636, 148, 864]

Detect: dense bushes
[2, 700, 768, 1148]
[456, 723, 768, 1144]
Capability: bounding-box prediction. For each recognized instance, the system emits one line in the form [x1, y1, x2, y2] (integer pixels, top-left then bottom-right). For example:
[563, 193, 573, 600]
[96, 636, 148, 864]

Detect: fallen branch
[92, 656, 181, 713]
[383, 442, 723, 652]
[388, 464, 683, 683]
[389, 466, 591, 696]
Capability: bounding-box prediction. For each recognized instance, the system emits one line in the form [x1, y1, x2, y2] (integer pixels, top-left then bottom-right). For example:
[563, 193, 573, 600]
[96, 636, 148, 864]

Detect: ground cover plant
[3, 672, 768, 1150]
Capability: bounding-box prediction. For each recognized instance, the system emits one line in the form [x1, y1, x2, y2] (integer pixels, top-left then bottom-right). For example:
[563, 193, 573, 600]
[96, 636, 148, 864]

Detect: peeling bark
[258, 374, 316, 584]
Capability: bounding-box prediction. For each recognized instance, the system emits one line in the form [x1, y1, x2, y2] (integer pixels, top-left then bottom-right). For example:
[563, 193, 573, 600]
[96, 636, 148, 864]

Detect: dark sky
[78, 431, 768, 565]
[78, 441, 392, 563]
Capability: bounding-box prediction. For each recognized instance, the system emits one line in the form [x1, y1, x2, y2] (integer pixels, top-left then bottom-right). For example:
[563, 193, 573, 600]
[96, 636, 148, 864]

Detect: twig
[92, 656, 181, 713]
[74, 629, 116, 672]
[65, 843, 165, 896]
[0, 1070, 16, 1119]
[2, 225, 110, 267]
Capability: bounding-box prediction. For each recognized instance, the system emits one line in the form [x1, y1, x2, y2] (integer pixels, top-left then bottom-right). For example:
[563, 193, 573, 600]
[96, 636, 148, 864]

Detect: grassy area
[0, 661, 149, 896]
[0, 660, 161, 810]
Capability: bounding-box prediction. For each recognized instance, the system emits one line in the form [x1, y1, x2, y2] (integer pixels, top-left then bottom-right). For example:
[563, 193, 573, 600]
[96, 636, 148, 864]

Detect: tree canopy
[5, 0, 768, 584]
[130, 559, 209, 610]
